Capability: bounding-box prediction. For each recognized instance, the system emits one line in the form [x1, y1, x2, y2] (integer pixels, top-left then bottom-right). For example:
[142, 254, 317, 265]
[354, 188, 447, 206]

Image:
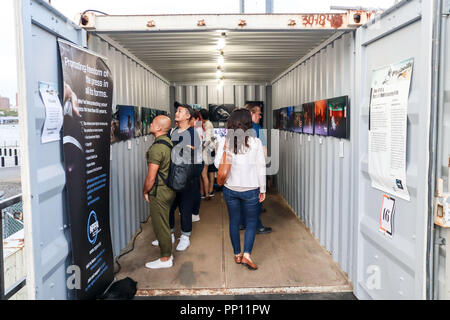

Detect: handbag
[217, 149, 232, 186]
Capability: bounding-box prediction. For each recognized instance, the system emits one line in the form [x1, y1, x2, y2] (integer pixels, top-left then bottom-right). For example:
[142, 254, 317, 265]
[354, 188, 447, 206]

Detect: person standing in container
[238, 104, 272, 234]
[143, 115, 176, 269]
[200, 108, 216, 199]
[215, 109, 266, 270]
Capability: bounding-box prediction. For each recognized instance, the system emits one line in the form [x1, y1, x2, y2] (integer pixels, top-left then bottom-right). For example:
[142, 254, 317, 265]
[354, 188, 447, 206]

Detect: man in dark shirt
[168, 104, 203, 251]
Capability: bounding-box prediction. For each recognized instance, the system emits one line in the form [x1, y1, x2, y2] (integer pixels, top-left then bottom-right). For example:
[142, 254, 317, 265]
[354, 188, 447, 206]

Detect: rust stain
[330, 14, 344, 29]
[147, 20, 156, 28]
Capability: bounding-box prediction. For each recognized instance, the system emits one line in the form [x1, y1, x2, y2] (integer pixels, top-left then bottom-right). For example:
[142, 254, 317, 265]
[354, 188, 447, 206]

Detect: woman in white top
[200, 109, 215, 198]
[215, 109, 266, 270]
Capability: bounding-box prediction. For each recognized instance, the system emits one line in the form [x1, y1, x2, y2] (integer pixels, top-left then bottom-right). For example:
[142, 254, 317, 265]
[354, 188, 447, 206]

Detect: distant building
[0, 95, 11, 109]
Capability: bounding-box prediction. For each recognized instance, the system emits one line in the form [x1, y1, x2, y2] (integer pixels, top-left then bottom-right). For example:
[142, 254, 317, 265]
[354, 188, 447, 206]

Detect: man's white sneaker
[152, 233, 175, 246]
[192, 214, 200, 222]
[145, 258, 173, 269]
[176, 235, 190, 251]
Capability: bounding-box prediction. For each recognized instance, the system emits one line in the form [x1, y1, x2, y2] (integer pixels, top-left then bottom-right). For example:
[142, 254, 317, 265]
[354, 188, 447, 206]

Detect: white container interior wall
[88, 35, 170, 257]
[272, 32, 355, 283]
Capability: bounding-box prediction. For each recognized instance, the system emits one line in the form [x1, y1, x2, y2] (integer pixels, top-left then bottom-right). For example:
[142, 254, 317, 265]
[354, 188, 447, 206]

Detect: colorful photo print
[328, 96, 350, 139]
[314, 99, 328, 136]
[279, 107, 288, 131]
[134, 106, 142, 138]
[110, 109, 120, 144]
[286, 106, 295, 132]
[291, 106, 303, 133]
[118, 105, 135, 140]
[302, 102, 315, 135]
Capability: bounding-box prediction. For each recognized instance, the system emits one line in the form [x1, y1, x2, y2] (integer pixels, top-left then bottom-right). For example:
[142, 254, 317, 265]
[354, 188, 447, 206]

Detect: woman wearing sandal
[215, 109, 266, 270]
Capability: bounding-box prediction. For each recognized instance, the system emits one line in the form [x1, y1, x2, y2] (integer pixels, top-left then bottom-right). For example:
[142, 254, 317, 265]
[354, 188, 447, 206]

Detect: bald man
[143, 115, 176, 269]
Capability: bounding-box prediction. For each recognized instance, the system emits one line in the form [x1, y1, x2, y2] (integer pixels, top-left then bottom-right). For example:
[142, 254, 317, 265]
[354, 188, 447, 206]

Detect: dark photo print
[292, 106, 303, 133]
[286, 106, 295, 132]
[279, 107, 288, 131]
[328, 96, 350, 139]
[118, 105, 135, 140]
[302, 102, 315, 135]
[134, 106, 142, 138]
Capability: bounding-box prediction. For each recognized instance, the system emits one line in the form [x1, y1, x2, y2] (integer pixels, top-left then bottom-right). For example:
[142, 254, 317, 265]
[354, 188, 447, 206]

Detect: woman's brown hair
[226, 108, 254, 155]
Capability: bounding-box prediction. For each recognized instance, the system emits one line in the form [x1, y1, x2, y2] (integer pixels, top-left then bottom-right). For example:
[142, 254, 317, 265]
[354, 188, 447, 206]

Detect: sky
[0, 0, 397, 104]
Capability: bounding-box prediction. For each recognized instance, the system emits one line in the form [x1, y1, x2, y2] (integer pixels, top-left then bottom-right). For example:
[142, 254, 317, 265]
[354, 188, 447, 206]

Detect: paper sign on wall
[380, 194, 396, 238]
[39, 83, 63, 144]
[368, 58, 414, 201]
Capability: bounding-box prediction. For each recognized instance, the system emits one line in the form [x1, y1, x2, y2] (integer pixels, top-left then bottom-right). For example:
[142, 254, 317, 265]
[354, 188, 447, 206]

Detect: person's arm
[214, 137, 225, 169]
[143, 163, 159, 203]
[256, 139, 267, 202]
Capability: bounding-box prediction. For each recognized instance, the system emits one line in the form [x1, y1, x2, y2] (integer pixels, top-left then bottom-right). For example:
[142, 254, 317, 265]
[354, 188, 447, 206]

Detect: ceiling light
[218, 55, 225, 67]
[216, 70, 224, 78]
[217, 38, 226, 51]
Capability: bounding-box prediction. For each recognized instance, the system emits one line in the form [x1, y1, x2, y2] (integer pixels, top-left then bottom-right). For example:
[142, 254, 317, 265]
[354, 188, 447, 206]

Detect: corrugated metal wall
[88, 35, 170, 257]
[271, 32, 356, 283]
[436, 10, 449, 300]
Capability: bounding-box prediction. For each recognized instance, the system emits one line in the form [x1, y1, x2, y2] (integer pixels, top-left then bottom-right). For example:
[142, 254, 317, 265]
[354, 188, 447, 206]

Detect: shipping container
[4, 0, 449, 300]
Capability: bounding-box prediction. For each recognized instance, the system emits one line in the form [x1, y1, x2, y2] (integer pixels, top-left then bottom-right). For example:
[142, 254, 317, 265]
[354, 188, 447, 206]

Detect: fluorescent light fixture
[217, 38, 226, 50]
[217, 55, 225, 67]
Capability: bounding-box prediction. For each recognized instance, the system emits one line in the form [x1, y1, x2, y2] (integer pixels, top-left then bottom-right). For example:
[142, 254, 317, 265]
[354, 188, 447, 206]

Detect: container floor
[114, 190, 352, 297]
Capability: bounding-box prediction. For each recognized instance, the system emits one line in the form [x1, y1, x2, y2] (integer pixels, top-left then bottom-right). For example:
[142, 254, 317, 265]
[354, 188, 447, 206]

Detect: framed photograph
[118, 105, 135, 141]
[328, 96, 350, 139]
[291, 106, 303, 133]
[209, 104, 236, 122]
[134, 106, 142, 137]
[279, 107, 288, 131]
[110, 109, 120, 144]
[286, 107, 295, 132]
[273, 109, 281, 129]
[302, 102, 314, 135]
[314, 99, 328, 136]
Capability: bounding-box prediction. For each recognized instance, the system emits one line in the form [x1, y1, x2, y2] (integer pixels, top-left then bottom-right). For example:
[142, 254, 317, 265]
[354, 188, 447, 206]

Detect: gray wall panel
[89, 35, 169, 257]
[272, 33, 355, 283]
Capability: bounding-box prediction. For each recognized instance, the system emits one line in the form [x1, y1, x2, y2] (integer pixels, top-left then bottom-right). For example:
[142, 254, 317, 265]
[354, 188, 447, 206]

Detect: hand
[259, 193, 266, 203]
[144, 192, 150, 203]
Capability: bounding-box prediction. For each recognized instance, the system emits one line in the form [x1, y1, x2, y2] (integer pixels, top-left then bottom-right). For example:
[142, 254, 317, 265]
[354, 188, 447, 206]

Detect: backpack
[152, 139, 194, 192]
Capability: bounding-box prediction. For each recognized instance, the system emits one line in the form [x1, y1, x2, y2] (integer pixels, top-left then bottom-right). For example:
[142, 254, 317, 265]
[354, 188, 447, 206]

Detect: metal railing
[0, 194, 26, 300]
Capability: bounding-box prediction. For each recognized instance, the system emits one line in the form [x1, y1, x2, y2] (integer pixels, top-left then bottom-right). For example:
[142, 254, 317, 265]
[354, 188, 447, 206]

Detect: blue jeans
[223, 187, 260, 255]
[240, 202, 263, 230]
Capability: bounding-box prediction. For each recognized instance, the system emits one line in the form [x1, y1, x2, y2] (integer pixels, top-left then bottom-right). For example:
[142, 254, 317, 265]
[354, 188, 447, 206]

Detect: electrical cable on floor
[113, 214, 151, 276]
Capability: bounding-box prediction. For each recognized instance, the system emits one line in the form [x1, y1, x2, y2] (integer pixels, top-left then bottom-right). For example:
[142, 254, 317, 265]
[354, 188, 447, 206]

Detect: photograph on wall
[287, 106, 295, 132]
[279, 107, 288, 131]
[314, 99, 328, 136]
[111, 109, 120, 143]
[273, 109, 281, 129]
[302, 102, 315, 134]
[214, 128, 228, 140]
[328, 96, 350, 139]
[209, 104, 236, 122]
[118, 105, 135, 140]
[291, 106, 303, 133]
[141, 108, 149, 136]
[190, 104, 204, 111]
[134, 106, 142, 138]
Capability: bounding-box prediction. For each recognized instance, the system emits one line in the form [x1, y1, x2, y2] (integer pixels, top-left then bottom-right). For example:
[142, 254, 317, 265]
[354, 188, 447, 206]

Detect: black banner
[58, 40, 114, 300]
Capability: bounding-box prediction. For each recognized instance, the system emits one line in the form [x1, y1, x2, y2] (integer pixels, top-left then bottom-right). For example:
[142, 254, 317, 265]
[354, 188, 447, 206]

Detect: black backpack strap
[150, 139, 173, 191]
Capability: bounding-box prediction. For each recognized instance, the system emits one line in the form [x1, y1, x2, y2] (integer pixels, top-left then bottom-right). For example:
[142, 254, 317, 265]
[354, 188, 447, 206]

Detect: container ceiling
[100, 30, 340, 83]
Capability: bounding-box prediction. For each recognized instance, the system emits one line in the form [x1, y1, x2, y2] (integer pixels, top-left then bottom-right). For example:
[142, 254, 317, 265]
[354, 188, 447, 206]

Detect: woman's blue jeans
[223, 187, 260, 255]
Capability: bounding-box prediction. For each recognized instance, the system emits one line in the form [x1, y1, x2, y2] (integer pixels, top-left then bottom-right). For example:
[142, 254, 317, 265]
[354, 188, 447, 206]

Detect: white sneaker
[152, 233, 175, 246]
[192, 214, 200, 222]
[145, 258, 173, 269]
[176, 235, 190, 251]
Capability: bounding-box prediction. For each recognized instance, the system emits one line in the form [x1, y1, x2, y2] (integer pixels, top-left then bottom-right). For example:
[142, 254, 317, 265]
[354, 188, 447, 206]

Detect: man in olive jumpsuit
[143, 115, 176, 269]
